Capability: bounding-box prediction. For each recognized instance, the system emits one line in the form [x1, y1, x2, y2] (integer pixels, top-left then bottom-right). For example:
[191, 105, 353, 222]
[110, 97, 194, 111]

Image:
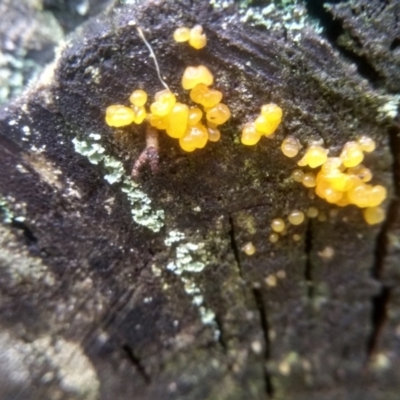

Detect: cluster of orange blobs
[241, 104, 283, 146]
[105, 25, 231, 153]
[280, 136, 387, 226]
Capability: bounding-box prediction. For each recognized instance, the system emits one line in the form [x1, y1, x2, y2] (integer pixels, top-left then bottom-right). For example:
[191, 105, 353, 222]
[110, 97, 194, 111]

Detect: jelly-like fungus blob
[151, 90, 177, 117]
[129, 89, 148, 107]
[179, 123, 208, 152]
[189, 25, 207, 49]
[105, 105, 135, 127]
[291, 169, 304, 182]
[302, 172, 317, 188]
[281, 136, 301, 158]
[340, 141, 364, 168]
[254, 115, 278, 136]
[207, 125, 221, 142]
[206, 103, 231, 125]
[288, 210, 305, 225]
[148, 114, 169, 130]
[188, 107, 203, 125]
[298, 145, 328, 168]
[363, 206, 385, 225]
[173, 27, 190, 42]
[190, 84, 223, 108]
[242, 242, 256, 255]
[166, 103, 189, 138]
[241, 123, 262, 146]
[347, 165, 373, 182]
[306, 207, 319, 218]
[269, 233, 279, 243]
[182, 65, 214, 90]
[357, 136, 376, 153]
[271, 218, 285, 233]
[131, 105, 147, 124]
[261, 103, 283, 121]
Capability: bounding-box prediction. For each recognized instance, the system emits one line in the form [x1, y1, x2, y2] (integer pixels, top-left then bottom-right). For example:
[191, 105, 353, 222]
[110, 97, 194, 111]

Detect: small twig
[131, 125, 159, 178]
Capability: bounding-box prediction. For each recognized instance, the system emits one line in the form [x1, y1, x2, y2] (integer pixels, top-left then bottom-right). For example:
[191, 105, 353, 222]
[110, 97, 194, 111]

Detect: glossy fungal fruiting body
[241, 103, 283, 146]
[173, 25, 207, 49]
[105, 62, 230, 153]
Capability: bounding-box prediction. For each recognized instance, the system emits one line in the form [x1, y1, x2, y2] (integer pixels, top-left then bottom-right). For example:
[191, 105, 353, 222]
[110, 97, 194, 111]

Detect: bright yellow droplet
[347, 165, 373, 182]
[105, 105, 135, 127]
[271, 218, 285, 233]
[131, 105, 147, 124]
[189, 25, 207, 49]
[261, 103, 283, 122]
[340, 141, 364, 168]
[179, 123, 208, 151]
[182, 65, 214, 90]
[298, 145, 328, 168]
[148, 113, 169, 130]
[206, 103, 231, 125]
[166, 103, 189, 138]
[129, 89, 148, 107]
[241, 123, 261, 146]
[254, 115, 279, 136]
[288, 210, 305, 225]
[173, 27, 190, 42]
[357, 136, 376, 153]
[281, 136, 301, 158]
[188, 107, 203, 125]
[150, 90, 176, 117]
[190, 84, 223, 108]
[363, 206, 385, 225]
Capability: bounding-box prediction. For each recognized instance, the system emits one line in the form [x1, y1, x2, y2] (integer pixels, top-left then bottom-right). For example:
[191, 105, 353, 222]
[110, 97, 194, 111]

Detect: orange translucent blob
[357, 136, 376, 153]
[206, 103, 231, 125]
[131, 105, 147, 124]
[189, 25, 207, 49]
[129, 89, 148, 107]
[190, 84, 223, 108]
[298, 145, 328, 168]
[148, 114, 169, 130]
[271, 218, 285, 233]
[173, 27, 190, 42]
[188, 107, 203, 125]
[281, 136, 301, 158]
[150, 90, 176, 117]
[340, 141, 364, 168]
[166, 103, 189, 138]
[207, 125, 221, 142]
[254, 115, 280, 136]
[261, 103, 283, 122]
[363, 206, 385, 225]
[179, 123, 208, 152]
[302, 172, 317, 188]
[241, 123, 261, 146]
[105, 105, 135, 127]
[182, 65, 214, 90]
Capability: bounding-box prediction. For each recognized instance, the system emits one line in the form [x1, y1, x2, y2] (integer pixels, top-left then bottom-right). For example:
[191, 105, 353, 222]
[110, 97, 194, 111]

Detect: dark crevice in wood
[252, 288, 274, 398]
[367, 286, 391, 357]
[305, 0, 383, 87]
[367, 126, 400, 358]
[304, 220, 314, 299]
[215, 314, 228, 352]
[228, 214, 243, 280]
[11, 219, 38, 247]
[122, 344, 151, 384]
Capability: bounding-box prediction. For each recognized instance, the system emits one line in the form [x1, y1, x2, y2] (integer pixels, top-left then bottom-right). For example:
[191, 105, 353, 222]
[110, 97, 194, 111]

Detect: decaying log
[0, 0, 399, 399]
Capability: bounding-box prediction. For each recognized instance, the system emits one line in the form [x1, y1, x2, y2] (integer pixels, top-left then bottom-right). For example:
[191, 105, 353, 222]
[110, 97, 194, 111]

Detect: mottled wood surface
[0, 0, 399, 399]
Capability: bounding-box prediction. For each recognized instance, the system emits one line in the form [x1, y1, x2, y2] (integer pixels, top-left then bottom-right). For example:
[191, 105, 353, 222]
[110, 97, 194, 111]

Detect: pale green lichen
[0, 195, 15, 224]
[377, 94, 400, 122]
[72, 134, 164, 232]
[165, 231, 219, 338]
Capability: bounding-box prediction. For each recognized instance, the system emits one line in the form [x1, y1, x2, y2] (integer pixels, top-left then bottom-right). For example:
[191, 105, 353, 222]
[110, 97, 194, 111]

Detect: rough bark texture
[0, 0, 399, 399]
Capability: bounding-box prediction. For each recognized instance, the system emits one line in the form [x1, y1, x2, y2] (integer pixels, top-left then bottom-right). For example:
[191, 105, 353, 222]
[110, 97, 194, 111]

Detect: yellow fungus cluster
[282, 137, 387, 225]
[241, 104, 283, 146]
[173, 25, 207, 49]
[105, 65, 230, 152]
